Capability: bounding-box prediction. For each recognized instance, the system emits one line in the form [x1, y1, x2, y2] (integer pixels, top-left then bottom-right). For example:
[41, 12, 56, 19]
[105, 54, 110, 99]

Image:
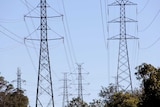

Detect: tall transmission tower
[24, 0, 63, 106]
[108, 0, 138, 92]
[17, 68, 25, 91]
[12, 67, 26, 91]
[35, 0, 54, 106]
[76, 63, 89, 102]
[71, 63, 89, 106]
[24, 0, 63, 107]
[77, 63, 83, 101]
[61, 73, 70, 107]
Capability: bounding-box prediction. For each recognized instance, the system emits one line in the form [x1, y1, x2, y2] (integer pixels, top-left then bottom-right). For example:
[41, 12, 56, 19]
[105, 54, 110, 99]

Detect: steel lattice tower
[62, 73, 69, 107]
[35, 0, 54, 106]
[17, 68, 26, 90]
[108, 0, 138, 92]
[12, 68, 26, 91]
[71, 63, 89, 106]
[77, 64, 83, 101]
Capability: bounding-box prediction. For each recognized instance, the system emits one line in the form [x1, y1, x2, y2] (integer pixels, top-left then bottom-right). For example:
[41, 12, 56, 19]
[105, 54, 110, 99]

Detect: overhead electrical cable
[0, 30, 23, 45]
[62, 18, 75, 72]
[62, 0, 77, 64]
[24, 43, 37, 74]
[139, 8, 160, 32]
[63, 42, 72, 73]
[100, 0, 108, 51]
[50, 28, 64, 38]
[140, 36, 160, 49]
[0, 25, 23, 40]
[24, 0, 40, 57]
[61, 0, 79, 91]
[105, 0, 111, 85]
[21, 0, 38, 73]
[0, 25, 24, 45]
[0, 18, 23, 23]
[20, 0, 39, 15]
[100, 0, 111, 85]
[20, 0, 33, 8]
[138, 0, 150, 14]
[50, 5, 63, 16]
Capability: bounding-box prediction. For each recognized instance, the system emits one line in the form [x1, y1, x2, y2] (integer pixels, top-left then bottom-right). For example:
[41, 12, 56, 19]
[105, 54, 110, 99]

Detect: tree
[135, 63, 160, 107]
[99, 83, 117, 104]
[89, 99, 106, 107]
[0, 75, 28, 107]
[99, 84, 139, 107]
[68, 97, 88, 107]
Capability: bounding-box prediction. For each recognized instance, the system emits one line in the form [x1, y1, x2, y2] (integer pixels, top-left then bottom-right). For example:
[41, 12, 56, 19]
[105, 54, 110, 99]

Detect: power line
[24, 43, 38, 74]
[139, 8, 160, 32]
[100, 0, 111, 86]
[140, 36, 160, 49]
[63, 42, 72, 73]
[138, 0, 150, 14]
[0, 25, 23, 40]
[0, 18, 23, 23]
[99, 0, 108, 51]
[20, 0, 35, 9]
[0, 30, 24, 45]
[20, 0, 39, 15]
[0, 24, 25, 50]
[61, 0, 77, 64]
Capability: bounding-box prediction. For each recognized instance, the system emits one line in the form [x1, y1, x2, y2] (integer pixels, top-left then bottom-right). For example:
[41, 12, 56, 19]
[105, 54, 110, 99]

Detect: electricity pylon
[12, 67, 26, 91]
[70, 63, 89, 106]
[76, 63, 90, 103]
[77, 63, 83, 101]
[24, 0, 63, 106]
[35, 0, 54, 106]
[108, 0, 138, 92]
[61, 73, 70, 107]
[17, 68, 26, 91]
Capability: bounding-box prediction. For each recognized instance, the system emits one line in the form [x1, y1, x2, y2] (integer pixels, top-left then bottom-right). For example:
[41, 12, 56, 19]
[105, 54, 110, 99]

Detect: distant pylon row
[61, 63, 89, 107]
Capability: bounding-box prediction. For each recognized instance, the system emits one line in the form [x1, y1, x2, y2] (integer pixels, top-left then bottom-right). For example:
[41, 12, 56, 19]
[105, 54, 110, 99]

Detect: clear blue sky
[0, 0, 160, 107]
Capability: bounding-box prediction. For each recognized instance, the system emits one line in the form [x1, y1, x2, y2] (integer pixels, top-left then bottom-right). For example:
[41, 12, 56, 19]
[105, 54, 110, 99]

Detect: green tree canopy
[135, 63, 160, 107]
[68, 97, 88, 107]
[0, 75, 28, 107]
[99, 84, 139, 107]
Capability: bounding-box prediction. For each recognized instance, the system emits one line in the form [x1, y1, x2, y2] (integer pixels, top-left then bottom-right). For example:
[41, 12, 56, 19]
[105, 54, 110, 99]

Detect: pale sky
[0, 0, 160, 107]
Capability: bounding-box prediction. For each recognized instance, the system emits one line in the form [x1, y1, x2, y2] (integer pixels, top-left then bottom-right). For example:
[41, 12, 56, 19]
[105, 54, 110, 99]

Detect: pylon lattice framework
[77, 64, 83, 101]
[12, 68, 26, 91]
[35, 0, 54, 106]
[108, 0, 138, 92]
[17, 68, 22, 90]
[62, 73, 69, 107]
